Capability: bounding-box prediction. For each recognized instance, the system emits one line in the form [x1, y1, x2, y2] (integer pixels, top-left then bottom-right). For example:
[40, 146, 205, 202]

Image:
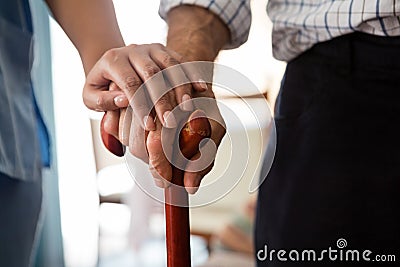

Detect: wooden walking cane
[100, 110, 211, 267]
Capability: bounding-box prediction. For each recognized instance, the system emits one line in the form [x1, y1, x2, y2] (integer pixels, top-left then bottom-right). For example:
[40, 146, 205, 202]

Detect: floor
[99, 237, 209, 267]
[97, 204, 209, 267]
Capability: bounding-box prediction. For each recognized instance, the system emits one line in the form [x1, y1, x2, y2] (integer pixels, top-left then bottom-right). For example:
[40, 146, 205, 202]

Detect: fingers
[127, 45, 177, 128]
[85, 46, 156, 130]
[119, 107, 159, 167]
[103, 110, 120, 139]
[103, 82, 123, 139]
[182, 128, 219, 194]
[119, 107, 131, 146]
[174, 54, 212, 93]
[101, 46, 142, 102]
[151, 47, 193, 112]
[103, 47, 156, 131]
[128, 44, 204, 128]
[84, 43, 212, 131]
[146, 117, 173, 187]
[183, 152, 215, 194]
[128, 108, 149, 163]
[84, 44, 222, 194]
[183, 112, 226, 194]
[140, 74, 176, 129]
[83, 51, 132, 111]
[164, 48, 207, 93]
[83, 88, 128, 112]
[129, 83, 156, 131]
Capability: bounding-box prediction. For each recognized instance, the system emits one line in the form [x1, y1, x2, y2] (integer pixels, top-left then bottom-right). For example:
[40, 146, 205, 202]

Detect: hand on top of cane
[83, 43, 226, 194]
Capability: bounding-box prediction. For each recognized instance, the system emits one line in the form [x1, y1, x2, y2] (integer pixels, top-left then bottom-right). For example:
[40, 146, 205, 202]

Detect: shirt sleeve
[159, 0, 251, 49]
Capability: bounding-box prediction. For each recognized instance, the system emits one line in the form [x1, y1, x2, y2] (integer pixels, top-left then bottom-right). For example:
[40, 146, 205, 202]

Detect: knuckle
[151, 43, 164, 49]
[149, 167, 164, 181]
[143, 65, 160, 79]
[103, 48, 119, 62]
[148, 153, 163, 168]
[179, 83, 192, 94]
[175, 54, 184, 62]
[149, 160, 171, 181]
[162, 54, 179, 67]
[127, 43, 137, 49]
[156, 96, 169, 107]
[124, 76, 142, 92]
[96, 95, 107, 109]
[146, 134, 163, 155]
[82, 94, 91, 109]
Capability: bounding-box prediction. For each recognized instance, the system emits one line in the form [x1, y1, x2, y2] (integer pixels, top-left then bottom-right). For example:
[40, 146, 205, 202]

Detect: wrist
[166, 5, 229, 62]
[80, 40, 124, 74]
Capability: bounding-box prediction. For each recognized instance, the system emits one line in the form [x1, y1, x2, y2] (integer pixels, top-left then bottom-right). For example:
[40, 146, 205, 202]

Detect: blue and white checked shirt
[160, 0, 400, 61]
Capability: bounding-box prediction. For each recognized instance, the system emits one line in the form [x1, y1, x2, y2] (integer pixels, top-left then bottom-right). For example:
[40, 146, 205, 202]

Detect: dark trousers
[256, 32, 400, 266]
[0, 173, 42, 267]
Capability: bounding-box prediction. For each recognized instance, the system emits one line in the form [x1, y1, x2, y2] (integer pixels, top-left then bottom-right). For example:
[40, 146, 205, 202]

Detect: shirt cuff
[159, 0, 251, 49]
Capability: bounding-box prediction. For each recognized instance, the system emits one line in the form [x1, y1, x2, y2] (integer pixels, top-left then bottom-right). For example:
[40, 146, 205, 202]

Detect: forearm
[46, 0, 124, 74]
[166, 5, 230, 62]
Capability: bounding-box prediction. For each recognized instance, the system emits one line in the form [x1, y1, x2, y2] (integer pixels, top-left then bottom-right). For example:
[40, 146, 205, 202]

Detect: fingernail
[114, 95, 128, 107]
[144, 115, 156, 131]
[154, 178, 166, 188]
[187, 186, 199, 194]
[198, 79, 208, 91]
[181, 94, 193, 111]
[154, 178, 170, 188]
[163, 179, 171, 189]
[163, 111, 177, 128]
[187, 175, 202, 194]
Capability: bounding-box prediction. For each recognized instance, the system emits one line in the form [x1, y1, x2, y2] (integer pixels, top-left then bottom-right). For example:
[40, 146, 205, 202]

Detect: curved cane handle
[179, 109, 211, 160]
[100, 109, 211, 159]
[100, 113, 124, 157]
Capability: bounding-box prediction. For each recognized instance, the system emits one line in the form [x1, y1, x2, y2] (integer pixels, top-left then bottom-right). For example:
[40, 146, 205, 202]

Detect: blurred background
[50, 0, 286, 266]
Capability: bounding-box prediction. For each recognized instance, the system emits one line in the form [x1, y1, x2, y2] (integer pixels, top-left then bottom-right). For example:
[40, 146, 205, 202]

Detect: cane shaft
[165, 167, 191, 267]
[164, 110, 211, 267]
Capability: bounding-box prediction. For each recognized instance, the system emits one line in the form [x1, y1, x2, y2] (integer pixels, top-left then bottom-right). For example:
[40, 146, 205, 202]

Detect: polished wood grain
[165, 111, 211, 267]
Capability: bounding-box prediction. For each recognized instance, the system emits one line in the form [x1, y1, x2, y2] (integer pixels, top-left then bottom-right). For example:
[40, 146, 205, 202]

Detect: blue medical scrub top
[0, 0, 50, 181]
